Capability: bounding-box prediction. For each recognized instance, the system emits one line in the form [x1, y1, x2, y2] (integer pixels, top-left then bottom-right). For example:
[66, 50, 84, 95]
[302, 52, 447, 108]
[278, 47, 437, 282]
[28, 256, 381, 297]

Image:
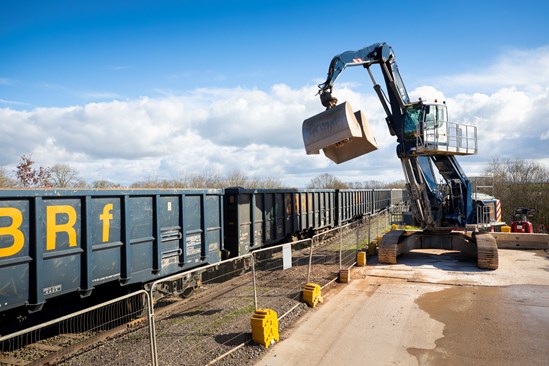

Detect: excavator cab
[411, 101, 477, 156]
[402, 102, 448, 142]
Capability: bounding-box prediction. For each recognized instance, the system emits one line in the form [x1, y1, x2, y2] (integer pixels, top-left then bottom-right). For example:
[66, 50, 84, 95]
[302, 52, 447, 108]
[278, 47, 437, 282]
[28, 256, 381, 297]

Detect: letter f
[100, 204, 113, 242]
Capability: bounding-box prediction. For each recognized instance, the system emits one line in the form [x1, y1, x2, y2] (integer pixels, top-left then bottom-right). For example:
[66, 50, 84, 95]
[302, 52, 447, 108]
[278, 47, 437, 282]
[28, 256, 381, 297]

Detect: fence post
[368, 215, 371, 246]
[307, 238, 314, 283]
[356, 220, 360, 251]
[251, 253, 258, 310]
[147, 291, 158, 366]
[339, 225, 343, 270]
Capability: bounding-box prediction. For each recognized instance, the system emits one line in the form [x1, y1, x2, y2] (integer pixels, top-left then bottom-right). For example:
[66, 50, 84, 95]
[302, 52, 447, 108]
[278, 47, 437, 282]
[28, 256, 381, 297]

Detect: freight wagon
[336, 189, 374, 225]
[224, 188, 336, 258]
[0, 187, 409, 332]
[0, 189, 223, 315]
[228, 188, 406, 256]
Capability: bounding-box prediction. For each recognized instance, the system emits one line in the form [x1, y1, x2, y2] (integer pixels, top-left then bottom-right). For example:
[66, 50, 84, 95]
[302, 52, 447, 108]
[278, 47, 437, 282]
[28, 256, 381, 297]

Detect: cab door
[423, 104, 447, 145]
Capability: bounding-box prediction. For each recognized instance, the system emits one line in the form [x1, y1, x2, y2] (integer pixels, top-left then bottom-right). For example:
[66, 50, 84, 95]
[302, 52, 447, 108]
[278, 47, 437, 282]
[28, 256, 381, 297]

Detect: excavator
[302, 42, 498, 269]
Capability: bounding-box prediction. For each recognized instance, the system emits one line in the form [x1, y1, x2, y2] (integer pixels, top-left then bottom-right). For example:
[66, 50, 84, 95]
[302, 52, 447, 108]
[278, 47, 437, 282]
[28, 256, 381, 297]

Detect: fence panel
[308, 227, 343, 287]
[148, 256, 256, 366]
[251, 239, 312, 319]
[0, 291, 151, 366]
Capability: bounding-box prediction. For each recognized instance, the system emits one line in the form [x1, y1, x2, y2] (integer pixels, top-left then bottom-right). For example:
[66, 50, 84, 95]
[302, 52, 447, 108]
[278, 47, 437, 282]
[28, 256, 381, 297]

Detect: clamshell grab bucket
[302, 102, 378, 164]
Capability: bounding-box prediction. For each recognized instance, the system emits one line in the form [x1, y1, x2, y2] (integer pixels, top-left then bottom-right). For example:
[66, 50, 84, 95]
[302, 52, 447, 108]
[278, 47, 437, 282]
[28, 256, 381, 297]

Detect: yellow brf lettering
[99, 203, 113, 242]
[0, 207, 24, 257]
[47, 205, 77, 250]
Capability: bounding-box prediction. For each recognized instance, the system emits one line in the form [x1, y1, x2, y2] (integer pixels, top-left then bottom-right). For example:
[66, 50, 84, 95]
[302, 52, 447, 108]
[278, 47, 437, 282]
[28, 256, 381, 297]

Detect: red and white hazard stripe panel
[496, 200, 502, 222]
[352, 58, 363, 63]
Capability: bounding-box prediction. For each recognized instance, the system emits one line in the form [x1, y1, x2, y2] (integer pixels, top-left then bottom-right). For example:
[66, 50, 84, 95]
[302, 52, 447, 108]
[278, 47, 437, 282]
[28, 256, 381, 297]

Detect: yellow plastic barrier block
[501, 226, 511, 233]
[339, 269, 351, 283]
[302, 283, 323, 308]
[368, 240, 378, 256]
[251, 309, 279, 348]
[357, 251, 366, 266]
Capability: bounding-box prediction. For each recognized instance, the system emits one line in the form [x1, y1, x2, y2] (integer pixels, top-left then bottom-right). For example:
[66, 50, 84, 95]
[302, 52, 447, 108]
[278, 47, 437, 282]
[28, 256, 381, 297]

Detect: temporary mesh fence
[147, 256, 256, 366]
[0, 291, 151, 366]
[251, 239, 312, 318]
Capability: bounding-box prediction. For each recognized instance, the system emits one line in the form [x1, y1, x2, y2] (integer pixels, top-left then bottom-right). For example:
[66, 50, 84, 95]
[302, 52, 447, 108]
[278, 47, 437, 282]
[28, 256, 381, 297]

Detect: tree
[131, 176, 177, 189]
[15, 155, 51, 188]
[385, 180, 407, 189]
[249, 176, 284, 189]
[306, 173, 349, 189]
[225, 170, 249, 188]
[130, 170, 285, 189]
[485, 158, 549, 231]
[0, 167, 16, 188]
[91, 180, 120, 189]
[50, 164, 86, 188]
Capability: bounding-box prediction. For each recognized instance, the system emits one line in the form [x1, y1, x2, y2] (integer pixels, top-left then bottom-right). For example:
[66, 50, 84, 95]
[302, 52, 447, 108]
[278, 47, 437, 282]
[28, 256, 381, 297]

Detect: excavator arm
[317, 42, 409, 138]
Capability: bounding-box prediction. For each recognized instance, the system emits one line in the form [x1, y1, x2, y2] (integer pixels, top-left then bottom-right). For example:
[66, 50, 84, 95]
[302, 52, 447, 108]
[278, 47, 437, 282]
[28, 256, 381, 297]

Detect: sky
[1, 0, 548, 188]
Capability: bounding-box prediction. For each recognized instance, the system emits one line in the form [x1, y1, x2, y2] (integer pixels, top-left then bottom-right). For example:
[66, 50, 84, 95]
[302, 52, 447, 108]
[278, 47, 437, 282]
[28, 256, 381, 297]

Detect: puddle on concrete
[408, 285, 549, 365]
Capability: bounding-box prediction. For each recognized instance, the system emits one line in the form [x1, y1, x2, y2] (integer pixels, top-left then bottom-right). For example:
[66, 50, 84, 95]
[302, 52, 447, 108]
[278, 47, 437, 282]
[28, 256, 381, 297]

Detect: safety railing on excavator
[415, 121, 477, 155]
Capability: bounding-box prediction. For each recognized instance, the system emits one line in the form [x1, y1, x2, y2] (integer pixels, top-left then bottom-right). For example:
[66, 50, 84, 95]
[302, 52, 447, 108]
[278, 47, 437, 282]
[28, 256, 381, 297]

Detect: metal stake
[307, 238, 314, 283]
[251, 253, 258, 310]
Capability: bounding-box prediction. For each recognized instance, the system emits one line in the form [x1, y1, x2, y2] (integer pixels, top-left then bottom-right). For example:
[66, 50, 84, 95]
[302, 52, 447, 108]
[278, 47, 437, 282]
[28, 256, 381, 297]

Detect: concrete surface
[255, 249, 549, 366]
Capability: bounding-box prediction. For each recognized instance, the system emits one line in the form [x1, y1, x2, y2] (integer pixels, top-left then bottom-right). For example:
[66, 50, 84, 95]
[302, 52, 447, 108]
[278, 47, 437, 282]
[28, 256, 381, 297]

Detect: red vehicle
[511, 208, 535, 233]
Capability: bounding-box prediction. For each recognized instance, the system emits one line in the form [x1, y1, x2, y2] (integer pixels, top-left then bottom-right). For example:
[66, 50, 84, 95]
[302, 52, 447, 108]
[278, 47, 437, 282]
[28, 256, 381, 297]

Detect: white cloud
[438, 46, 549, 93]
[80, 91, 124, 100]
[0, 83, 402, 187]
[0, 98, 29, 106]
[1, 46, 548, 187]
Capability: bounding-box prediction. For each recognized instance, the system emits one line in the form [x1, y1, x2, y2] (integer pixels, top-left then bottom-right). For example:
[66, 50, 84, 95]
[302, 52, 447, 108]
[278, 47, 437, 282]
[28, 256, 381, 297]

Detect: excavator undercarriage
[377, 229, 499, 270]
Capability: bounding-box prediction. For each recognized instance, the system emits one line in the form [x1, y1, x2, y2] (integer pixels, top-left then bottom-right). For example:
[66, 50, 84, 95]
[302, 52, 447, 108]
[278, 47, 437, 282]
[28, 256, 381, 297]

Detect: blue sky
[1, 0, 549, 186]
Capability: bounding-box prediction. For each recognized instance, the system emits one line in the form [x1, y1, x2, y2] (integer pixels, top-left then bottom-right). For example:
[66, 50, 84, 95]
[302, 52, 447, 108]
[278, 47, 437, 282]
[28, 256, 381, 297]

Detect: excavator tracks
[475, 233, 499, 270]
[377, 230, 403, 265]
[378, 230, 499, 270]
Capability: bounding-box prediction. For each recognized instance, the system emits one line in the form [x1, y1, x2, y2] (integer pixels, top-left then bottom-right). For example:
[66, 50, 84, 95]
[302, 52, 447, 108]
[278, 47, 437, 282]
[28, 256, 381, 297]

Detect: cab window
[423, 105, 436, 129]
[423, 104, 447, 129]
[437, 105, 447, 122]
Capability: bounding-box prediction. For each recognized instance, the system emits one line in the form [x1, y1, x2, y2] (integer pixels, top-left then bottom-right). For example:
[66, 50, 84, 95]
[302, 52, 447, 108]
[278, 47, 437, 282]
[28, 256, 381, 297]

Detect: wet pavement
[411, 284, 549, 365]
[256, 249, 549, 366]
